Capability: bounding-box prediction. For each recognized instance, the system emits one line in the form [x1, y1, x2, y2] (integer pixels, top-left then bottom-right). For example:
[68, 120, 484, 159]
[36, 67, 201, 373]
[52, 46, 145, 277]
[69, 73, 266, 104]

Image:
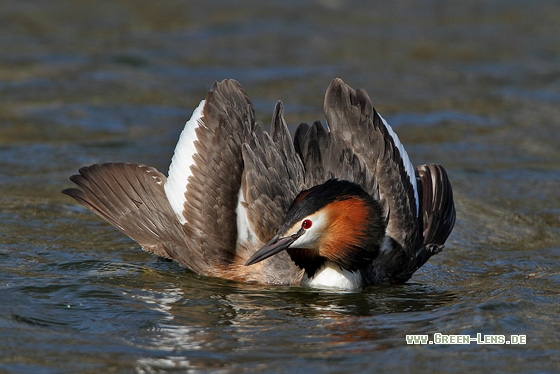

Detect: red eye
[301, 219, 312, 229]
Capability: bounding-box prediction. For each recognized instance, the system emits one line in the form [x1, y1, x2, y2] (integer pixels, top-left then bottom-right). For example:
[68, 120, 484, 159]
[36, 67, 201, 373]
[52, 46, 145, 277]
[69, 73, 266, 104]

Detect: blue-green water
[1, 1, 559, 372]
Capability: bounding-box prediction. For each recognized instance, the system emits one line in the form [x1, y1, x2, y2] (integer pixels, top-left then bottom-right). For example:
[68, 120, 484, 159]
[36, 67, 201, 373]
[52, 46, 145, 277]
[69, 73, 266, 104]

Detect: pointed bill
[245, 229, 304, 266]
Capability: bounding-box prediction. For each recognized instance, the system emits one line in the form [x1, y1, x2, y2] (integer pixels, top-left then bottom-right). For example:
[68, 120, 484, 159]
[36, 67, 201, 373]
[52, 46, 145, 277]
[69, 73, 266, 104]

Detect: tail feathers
[396, 163, 456, 279]
[416, 163, 456, 246]
[365, 163, 455, 285]
[62, 163, 210, 275]
[365, 241, 444, 285]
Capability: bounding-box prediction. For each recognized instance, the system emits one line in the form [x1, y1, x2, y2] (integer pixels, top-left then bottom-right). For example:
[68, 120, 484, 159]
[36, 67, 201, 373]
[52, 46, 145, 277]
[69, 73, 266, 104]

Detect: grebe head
[245, 179, 386, 277]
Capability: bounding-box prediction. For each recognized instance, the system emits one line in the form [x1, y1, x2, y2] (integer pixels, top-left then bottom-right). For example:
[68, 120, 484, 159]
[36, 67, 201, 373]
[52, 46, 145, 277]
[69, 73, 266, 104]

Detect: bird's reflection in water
[132, 274, 456, 371]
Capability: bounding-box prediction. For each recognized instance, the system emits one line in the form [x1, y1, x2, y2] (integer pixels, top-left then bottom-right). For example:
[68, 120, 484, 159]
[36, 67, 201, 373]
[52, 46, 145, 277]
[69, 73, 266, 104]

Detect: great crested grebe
[63, 78, 455, 291]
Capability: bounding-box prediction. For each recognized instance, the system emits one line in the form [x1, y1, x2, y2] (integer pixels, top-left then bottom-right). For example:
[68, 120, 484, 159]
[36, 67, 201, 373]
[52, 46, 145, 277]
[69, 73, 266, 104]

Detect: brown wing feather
[293, 121, 378, 197]
[323, 78, 420, 251]
[61, 163, 204, 270]
[179, 79, 254, 268]
[236, 101, 305, 283]
[241, 102, 306, 243]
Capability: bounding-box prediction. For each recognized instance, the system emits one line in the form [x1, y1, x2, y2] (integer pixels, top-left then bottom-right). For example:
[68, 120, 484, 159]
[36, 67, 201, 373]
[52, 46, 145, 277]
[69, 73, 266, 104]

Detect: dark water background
[1, 0, 559, 372]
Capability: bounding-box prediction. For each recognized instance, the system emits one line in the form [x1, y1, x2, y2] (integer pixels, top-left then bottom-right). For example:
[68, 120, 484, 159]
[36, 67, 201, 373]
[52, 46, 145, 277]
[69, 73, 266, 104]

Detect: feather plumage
[63, 78, 455, 290]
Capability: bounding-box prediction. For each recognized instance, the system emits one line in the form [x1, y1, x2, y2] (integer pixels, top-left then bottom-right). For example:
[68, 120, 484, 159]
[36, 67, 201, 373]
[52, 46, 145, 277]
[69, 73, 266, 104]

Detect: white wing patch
[164, 100, 205, 224]
[235, 186, 258, 247]
[378, 113, 419, 216]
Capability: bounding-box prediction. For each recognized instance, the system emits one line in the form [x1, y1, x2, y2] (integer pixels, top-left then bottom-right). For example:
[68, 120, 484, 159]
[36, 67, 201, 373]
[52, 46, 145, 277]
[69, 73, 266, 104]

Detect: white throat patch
[301, 262, 362, 291]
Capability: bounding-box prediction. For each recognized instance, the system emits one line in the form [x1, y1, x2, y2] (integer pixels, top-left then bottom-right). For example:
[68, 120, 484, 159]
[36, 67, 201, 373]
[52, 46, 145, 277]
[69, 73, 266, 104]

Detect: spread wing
[163, 79, 255, 269]
[321, 78, 421, 251]
[61, 163, 202, 269]
[63, 80, 303, 280]
[223, 100, 305, 284]
[239, 101, 306, 245]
